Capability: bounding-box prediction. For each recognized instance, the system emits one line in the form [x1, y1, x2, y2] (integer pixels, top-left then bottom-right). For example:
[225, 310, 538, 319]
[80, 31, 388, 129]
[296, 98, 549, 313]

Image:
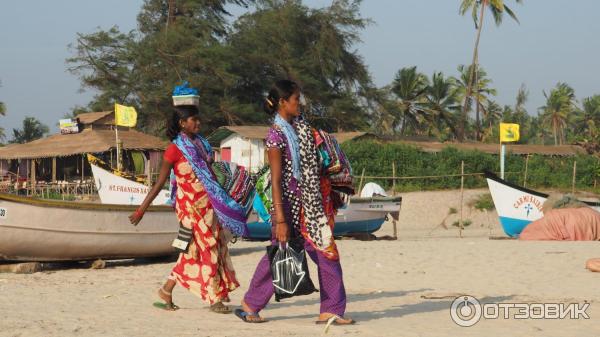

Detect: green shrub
[343, 140, 600, 192]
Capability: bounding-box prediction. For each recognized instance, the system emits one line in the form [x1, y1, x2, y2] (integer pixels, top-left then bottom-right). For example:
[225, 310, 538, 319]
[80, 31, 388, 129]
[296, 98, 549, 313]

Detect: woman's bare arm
[129, 160, 173, 225]
[268, 147, 289, 242]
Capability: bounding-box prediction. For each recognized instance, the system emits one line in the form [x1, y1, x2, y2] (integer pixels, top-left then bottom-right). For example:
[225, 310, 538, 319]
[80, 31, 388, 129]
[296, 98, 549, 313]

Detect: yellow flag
[500, 123, 520, 142]
[114, 103, 137, 127]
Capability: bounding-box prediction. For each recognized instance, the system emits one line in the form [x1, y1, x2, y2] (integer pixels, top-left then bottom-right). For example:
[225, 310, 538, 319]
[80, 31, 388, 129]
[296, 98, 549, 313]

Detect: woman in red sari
[129, 105, 238, 314]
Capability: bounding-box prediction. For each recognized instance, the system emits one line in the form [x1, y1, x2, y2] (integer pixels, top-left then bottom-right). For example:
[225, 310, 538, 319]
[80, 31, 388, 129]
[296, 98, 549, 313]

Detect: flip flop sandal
[210, 303, 232, 314]
[315, 319, 356, 325]
[153, 301, 180, 311]
[234, 308, 267, 323]
[315, 316, 356, 326]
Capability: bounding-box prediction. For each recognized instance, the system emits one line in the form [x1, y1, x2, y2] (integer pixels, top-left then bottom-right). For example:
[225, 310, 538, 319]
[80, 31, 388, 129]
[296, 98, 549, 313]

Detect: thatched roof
[0, 129, 168, 160]
[76, 111, 114, 125]
[400, 141, 586, 156]
[207, 126, 270, 146]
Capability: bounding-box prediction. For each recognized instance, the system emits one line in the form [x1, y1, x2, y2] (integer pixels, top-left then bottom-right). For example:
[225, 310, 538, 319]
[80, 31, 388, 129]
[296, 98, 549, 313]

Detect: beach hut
[205, 127, 380, 171]
[0, 112, 167, 193]
[207, 126, 270, 172]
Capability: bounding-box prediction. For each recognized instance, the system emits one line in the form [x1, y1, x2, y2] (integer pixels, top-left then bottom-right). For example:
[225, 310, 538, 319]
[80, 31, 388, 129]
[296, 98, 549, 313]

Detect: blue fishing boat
[245, 196, 402, 240]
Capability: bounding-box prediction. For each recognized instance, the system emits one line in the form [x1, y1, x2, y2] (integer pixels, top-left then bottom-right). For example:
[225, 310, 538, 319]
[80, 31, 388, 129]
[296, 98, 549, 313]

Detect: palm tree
[510, 84, 531, 142]
[539, 83, 576, 145]
[0, 101, 5, 142]
[454, 64, 496, 139]
[390, 66, 429, 135]
[577, 95, 600, 141]
[514, 84, 528, 117]
[424, 72, 461, 140]
[480, 100, 503, 142]
[459, 0, 522, 141]
[10, 117, 49, 144]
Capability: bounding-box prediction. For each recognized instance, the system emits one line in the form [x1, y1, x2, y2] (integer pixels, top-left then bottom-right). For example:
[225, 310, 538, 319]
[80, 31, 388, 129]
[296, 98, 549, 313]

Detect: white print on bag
[272, 254, 306, 294]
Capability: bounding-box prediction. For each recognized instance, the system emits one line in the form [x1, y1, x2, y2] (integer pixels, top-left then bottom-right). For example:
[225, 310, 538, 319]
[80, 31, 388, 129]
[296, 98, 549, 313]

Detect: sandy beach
[1, 189, 599, 336]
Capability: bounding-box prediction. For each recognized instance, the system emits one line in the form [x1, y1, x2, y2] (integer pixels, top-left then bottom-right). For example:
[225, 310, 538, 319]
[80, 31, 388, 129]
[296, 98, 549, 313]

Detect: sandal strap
[240, 311, 258, 317]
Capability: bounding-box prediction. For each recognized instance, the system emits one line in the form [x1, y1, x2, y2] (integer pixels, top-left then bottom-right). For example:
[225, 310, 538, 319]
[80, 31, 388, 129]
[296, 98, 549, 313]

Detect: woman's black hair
[166, 105, 199, 140]
[264, 79, 300, 115]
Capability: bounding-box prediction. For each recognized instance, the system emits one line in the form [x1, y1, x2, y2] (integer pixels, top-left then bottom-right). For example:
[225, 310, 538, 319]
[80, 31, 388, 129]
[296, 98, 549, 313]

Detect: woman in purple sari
[235, 80, 354, 325]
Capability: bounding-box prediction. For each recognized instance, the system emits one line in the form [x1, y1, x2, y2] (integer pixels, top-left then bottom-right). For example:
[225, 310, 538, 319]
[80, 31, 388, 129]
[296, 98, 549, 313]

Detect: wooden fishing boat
[0, 193, 177, 261]
[88, 155, 402, 240]
[484, 171, 600, 237]
[246, 196, 402, 240]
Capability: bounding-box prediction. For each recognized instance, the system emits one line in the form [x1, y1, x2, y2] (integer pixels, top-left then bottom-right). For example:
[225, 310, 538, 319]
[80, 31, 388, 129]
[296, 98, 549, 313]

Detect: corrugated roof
[331, 132, 374, 143]
[400, 141, 586, 156]
[207, 126, 270, 146]
[221, 126, 270, 139]
[0, 129, 168, 159]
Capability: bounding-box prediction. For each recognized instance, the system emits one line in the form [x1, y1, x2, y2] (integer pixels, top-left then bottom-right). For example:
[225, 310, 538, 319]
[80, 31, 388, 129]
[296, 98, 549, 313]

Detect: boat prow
[484, 171, 547, 237]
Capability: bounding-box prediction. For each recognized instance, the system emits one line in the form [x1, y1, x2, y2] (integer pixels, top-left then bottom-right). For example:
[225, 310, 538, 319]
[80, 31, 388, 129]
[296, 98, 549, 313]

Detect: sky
[1, 0, 599, 136]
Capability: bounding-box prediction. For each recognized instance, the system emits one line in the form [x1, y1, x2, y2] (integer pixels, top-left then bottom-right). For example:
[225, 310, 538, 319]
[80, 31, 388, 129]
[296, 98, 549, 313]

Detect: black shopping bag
[267, 238, 317, 302]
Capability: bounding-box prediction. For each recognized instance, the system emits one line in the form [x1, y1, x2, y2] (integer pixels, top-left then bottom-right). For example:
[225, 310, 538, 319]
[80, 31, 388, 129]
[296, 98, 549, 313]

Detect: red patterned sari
[164, 144, 239, 304]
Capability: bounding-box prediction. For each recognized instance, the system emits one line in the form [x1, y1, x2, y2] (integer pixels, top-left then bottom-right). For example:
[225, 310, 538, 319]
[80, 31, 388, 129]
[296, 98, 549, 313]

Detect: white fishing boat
[484, 171, 600, 237]
[88, 154, 171, 205]
[0, 193, 177, 261]
[88, 155, 401, 239]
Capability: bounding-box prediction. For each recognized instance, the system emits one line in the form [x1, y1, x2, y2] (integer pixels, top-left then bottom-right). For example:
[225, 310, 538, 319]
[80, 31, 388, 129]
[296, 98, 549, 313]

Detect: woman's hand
[275, 221, 289, 242]
[129, 209, 144, 226]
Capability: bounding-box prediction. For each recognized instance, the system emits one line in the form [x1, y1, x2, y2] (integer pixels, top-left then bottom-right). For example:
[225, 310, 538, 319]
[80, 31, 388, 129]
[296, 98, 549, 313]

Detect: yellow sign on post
[115, 103, 138, 127]
[500, 123, 520, 142]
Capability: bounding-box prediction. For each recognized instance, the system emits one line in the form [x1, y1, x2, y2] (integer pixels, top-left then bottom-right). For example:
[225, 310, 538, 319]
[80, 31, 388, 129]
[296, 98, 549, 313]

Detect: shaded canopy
[0, 128, 168, 160]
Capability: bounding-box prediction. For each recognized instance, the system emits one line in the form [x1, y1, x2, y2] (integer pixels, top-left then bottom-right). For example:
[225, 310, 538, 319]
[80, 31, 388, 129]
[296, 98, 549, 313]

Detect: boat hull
[484, 172, 600, 237]
[90, 161, 171, 206]
[245, 196, 402, 240]
[0, 194, 178, 261]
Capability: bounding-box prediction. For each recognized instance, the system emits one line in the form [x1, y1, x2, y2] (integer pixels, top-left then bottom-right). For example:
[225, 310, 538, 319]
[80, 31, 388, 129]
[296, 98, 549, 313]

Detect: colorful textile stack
[313, 130, 355, 196]
[211, 162, 268, 215]
[252, 130, 355, 223]
[253, 169, 273, 222]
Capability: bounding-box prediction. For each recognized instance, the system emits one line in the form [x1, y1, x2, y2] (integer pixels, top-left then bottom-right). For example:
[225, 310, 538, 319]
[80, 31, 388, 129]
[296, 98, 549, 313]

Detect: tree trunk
[553, 119, 558, 146]
[475, 63, 480, 141]
[167, 0, 177, 29]
[461, 1, 487, 142]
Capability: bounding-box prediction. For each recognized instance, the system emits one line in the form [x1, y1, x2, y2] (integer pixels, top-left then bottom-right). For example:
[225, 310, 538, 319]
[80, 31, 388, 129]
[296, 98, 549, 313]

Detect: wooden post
[392, 162, 396, 196]
[81, 154, 85, 183]
[523, 154, 529, 188]
[358, 168, 366, 194]
[16, 160, 20, 190]
[248, 139, 253, 172]
[459, 161, 465, 238]
[52, 157, 57, 183]
[572, 160, 577, 195]
[30, 159, 36, 196]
